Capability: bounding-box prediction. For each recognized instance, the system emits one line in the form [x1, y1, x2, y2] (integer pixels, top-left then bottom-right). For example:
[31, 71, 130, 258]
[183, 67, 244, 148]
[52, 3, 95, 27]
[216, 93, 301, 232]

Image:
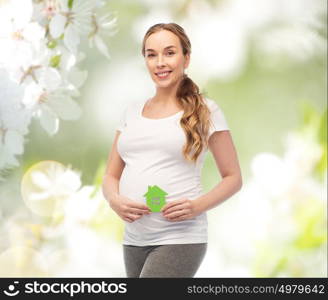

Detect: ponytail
[176, 74, 212, 163]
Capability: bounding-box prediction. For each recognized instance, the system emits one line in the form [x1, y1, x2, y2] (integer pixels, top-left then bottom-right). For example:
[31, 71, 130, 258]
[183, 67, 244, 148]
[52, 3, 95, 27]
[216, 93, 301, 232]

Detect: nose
[156, 54, 166, 67]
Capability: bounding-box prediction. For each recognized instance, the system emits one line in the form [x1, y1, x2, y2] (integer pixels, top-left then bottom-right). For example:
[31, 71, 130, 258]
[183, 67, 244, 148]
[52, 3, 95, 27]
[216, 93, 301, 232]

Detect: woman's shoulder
[202, 97, 222, 111]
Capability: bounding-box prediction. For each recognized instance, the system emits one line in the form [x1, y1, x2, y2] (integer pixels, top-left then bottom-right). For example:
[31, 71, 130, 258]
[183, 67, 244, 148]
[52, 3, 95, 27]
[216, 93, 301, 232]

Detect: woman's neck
[152, 83, 179, 106]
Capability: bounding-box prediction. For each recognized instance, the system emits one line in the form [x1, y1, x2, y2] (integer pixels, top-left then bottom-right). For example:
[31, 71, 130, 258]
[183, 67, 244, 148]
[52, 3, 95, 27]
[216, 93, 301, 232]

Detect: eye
[147, 53, 155, 57]
[167, 51, 175, 56]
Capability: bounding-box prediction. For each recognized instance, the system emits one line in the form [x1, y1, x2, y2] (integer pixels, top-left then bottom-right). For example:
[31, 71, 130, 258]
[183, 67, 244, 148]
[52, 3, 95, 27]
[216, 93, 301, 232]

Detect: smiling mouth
[155, 71, 172, 79]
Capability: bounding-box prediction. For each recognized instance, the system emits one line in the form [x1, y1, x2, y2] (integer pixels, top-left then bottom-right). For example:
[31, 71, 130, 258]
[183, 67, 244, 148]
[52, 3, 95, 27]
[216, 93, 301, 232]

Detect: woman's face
[144, 29, 190, 89]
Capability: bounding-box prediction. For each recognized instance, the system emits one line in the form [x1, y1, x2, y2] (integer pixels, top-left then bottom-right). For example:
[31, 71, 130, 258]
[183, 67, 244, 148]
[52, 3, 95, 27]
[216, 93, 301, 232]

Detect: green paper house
[144, 185, 168, 212]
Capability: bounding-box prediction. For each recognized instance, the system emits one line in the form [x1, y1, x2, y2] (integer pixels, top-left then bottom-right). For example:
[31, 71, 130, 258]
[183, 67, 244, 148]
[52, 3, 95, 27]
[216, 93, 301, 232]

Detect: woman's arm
[161, 130, 242, 221]
[194, 130, 242, 213]
[102, 131, 151, 222]
[102, 131, 125, 205]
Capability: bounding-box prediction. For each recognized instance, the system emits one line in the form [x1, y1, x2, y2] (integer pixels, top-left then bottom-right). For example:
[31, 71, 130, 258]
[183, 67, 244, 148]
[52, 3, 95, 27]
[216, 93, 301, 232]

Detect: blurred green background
[0, 0, 326, 277]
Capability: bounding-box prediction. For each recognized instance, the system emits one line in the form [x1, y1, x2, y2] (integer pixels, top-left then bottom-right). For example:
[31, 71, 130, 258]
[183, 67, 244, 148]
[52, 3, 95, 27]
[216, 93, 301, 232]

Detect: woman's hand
[160, 198, 203, 222]
[109, 195, 151, 223]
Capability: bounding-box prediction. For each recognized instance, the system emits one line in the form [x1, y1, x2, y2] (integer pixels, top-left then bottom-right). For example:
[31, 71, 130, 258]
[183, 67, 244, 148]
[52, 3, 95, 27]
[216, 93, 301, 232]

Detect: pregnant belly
[119, 167, 202, 205]
[119, 167, 207, 243]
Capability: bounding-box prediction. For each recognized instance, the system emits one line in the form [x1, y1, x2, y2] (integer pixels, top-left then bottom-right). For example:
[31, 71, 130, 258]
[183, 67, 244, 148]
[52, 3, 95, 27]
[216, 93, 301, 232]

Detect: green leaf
[68, 0, 74, 9]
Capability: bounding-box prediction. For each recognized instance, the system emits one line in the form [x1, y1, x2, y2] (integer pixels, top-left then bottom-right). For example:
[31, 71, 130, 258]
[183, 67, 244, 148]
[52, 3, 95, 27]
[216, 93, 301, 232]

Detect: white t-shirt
[116, 97, 229, 246]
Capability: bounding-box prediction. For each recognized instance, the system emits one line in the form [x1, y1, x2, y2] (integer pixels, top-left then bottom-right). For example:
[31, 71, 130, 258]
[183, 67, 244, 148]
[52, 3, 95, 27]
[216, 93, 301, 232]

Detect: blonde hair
[142, 23, 212, 163]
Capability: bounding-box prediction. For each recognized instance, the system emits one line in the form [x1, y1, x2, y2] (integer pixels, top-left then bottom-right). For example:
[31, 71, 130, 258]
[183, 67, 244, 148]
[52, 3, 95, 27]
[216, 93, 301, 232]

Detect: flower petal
[30, 170, 51, 189]
[47, 94, 82, 121]
[64, 25, 80, 54]
[39, 106, 59, 135]
[37, 67, 61, 91]
[94, 35, 110, 59]
[49, 14, 66, 39]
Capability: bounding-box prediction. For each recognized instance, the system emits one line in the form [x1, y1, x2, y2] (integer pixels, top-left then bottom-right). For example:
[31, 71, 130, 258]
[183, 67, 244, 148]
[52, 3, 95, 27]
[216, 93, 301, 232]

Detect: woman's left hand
[160, 198, 202, 221]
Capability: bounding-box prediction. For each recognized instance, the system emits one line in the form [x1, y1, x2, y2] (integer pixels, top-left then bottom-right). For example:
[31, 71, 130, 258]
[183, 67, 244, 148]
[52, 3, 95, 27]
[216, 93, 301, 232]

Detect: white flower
[64, 186, 102, 223]
[0, 0, 33, 27]
[22, 78, 82, 136]
[21, 161, 82, 217]
[2, 39, 81, 136]
[5, 39, 51, 85]
[0, 1, 45, 71]
[32, 0, 61, 25]
[49, 0, 97, 53]
[54, 46, 88, 97]
[0, 0, 116, 174]
[0, 36, 52, 86]
[30, 164, 81, 197]
[88, 12, 118, 59]
[0, 69, 31, 171]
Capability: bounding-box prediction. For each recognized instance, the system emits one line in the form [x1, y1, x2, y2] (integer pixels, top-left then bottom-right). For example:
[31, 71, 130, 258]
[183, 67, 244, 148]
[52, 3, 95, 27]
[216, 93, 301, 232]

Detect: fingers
[163, 203, 186, 215]
[123, 212, 135, 222]
[121, 200, 151, 223]
[128, 201, 150, 211]
[121, 199, 150, 217]
[123, 204, 149, 222]
[123, 213, 142, 223]
[165, 209, 187, 220]
[168, 214, 189, 222]
[127, 207, 150, 215]
[123, 216, 134, 223]
[161, 198, 187, 213]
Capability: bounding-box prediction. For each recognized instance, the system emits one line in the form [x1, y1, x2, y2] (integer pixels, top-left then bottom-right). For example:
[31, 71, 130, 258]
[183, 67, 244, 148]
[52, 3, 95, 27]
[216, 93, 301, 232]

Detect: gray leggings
[123, 243, 207, 278]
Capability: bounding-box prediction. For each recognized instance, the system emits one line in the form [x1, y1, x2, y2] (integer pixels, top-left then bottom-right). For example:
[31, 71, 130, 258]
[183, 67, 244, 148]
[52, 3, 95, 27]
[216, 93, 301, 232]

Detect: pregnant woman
[102, 23, 242, 278]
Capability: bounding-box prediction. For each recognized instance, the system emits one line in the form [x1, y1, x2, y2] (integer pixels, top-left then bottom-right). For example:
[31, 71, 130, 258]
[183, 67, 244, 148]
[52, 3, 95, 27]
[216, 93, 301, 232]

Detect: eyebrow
[145, 45, 177, 52]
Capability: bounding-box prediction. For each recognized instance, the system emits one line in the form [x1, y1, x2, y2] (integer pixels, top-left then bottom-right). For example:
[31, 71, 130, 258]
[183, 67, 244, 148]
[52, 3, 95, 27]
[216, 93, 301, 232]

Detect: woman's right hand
[109, 194, 151, 223]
